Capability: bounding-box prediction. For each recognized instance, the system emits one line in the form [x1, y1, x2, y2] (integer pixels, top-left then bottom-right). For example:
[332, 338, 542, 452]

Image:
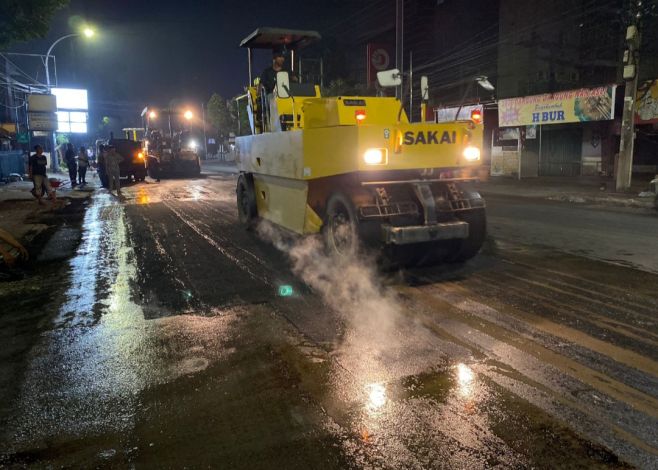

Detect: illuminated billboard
[52, 88, 88, 110]
[52, 88, 88, 133]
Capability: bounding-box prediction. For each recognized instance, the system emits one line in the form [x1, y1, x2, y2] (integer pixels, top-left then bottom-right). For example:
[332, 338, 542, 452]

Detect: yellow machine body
[235, 27, 486, 264]
[236, 92, 483, 235]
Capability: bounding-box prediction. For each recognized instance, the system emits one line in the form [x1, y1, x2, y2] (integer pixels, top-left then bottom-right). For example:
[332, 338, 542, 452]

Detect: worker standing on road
[77, 146, 90, 186]
[64, 143, 77, 187]
[97, 145, 108, 188]
[28, 145, 56, 205]
[55, 141, 66, 170]
[105, 145, 123, 197]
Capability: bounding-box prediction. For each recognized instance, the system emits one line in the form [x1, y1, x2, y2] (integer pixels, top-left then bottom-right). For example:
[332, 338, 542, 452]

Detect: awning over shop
[498, 85, 617, 127]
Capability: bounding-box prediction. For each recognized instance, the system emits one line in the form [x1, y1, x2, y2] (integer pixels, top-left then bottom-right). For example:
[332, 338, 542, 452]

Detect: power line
[322, 0, 390, 36]
[417, 0, 621, 76]
[416, 0, 623, 95]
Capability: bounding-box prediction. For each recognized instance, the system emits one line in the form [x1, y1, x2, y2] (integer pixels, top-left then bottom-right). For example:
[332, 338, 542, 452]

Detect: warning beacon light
[470, 109, 483, 125]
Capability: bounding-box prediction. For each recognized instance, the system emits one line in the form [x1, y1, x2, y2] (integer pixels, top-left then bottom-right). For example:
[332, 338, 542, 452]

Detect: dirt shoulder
[0, 174, 96, 267]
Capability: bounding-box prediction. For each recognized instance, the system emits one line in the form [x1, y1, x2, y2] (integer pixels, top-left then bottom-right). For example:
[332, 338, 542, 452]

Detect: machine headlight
[463, 146, 481, 161]
[364, 148, 387, 165]
[189, 140, 198, 150]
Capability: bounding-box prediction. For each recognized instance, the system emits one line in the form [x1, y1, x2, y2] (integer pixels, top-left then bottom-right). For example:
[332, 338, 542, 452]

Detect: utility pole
[4, 58, 14, 126]
[409, 51, 413, 121]
[201, 102, 208, 159]
[395, 0, 404, 100]
[616, 1, 642, 192]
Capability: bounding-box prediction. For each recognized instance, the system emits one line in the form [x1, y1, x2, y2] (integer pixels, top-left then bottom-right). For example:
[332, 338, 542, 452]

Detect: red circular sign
[371, 49, 390, 71]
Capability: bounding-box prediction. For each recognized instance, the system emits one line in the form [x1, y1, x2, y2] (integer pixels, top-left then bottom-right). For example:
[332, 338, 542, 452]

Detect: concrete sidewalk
[476, 176, 657, 210]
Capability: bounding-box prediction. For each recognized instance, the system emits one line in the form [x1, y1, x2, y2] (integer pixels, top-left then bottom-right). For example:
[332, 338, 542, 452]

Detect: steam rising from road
[257, 221, 404, 382]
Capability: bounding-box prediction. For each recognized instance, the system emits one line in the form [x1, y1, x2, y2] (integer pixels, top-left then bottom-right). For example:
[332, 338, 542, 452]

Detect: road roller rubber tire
[450, 208, 487, 262]
[323, 192, 360, 259]
[147, 159, 160, 180]
[236, 173, 257, 230]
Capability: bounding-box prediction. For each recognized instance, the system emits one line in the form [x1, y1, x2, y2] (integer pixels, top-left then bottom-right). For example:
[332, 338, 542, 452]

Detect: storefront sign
[498, 86, 616, 127]
[27, 94, 57, 113]
[28, 112, 58, 131]
[636, 79, 658, 124]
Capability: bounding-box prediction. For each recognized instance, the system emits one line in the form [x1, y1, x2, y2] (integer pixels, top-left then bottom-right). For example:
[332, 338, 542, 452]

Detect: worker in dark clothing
[259, 46, 298, 94]
[64, 143, 77, 187]
[258, 46, 297, 131]
[28, 145, 56, 204]
[97, 145, 109, 188]
[77, 146, 90, 185]
[260, 48, 287, 94]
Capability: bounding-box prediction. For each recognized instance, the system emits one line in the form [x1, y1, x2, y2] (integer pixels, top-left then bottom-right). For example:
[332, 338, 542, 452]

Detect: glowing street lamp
[184, 110, 194, 121]
[149, 110, 157, 119]
[43, 24, 97, 172]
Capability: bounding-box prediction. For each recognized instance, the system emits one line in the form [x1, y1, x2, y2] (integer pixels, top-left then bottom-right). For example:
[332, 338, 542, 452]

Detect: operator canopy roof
[239, 27, 321, 50]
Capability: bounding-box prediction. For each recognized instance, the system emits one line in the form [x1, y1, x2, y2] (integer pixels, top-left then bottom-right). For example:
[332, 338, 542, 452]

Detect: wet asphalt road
[1, 169, 657, 469]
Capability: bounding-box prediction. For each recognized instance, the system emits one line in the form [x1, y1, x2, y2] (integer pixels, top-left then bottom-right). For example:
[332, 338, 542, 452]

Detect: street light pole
[44, 34, 79, 90]
[44, 34, 79, 172]
[43, 30, 94, 172]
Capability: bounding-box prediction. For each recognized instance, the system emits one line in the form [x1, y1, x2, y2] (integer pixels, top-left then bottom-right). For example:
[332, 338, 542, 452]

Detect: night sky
[11, 0, 364, 127]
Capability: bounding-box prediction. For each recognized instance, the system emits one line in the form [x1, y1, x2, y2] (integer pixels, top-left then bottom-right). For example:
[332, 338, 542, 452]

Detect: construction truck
[94, 129, 147, 182]
[235, 28, 488, 266]
[144, 128, 201, 179]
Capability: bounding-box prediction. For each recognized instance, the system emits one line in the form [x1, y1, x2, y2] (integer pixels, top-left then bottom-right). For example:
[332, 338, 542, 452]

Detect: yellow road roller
[235, 28, 487, 266]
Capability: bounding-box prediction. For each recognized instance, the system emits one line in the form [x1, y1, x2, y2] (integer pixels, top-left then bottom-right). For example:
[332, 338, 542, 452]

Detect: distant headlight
[189, 140, 198, 149]
[364, 148, 387, 165]
[463, 146, 481, 161]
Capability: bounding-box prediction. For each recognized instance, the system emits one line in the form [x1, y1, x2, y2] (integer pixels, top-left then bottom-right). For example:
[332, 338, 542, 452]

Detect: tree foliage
[207, 93, 234, 136]
[0, 0, 69, 49]
[206, 93, 250, 137]
[322, 78, 377, 97]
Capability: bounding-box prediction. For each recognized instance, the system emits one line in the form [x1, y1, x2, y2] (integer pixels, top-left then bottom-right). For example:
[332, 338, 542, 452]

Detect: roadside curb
[545, 193, 656, 210]
[478, 185, 656, 210]
[202, 161, 238, 175]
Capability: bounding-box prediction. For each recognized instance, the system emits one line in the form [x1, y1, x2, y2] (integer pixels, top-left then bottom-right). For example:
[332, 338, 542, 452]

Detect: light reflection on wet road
[1, 172, 656, 468]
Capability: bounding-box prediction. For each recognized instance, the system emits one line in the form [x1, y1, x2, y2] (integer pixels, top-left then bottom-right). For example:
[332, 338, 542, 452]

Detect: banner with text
[498, 86, 616, 127]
